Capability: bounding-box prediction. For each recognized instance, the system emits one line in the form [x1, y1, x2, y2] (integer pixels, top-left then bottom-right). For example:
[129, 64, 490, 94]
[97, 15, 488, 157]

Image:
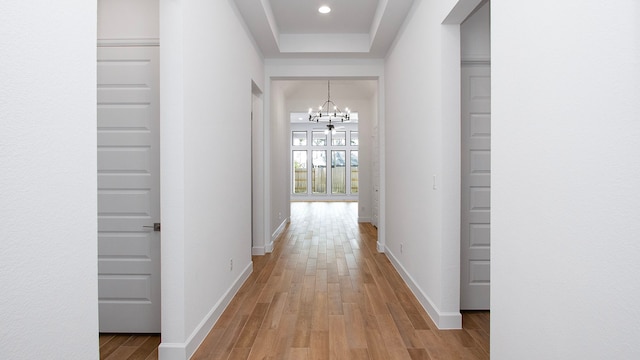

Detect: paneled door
[460, 64, 491, 310]
[97, 46, 160, 332]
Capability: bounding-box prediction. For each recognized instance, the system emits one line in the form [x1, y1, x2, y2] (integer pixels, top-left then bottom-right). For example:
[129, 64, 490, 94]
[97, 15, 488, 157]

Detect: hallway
[192, 202, 489, 359]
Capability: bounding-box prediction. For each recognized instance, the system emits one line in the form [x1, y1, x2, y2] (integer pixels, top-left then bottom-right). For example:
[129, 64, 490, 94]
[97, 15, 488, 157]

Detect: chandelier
[308, 81, 351, 126]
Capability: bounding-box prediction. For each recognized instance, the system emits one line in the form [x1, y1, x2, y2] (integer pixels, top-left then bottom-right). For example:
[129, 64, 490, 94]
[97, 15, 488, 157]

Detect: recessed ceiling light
[318, 5, 331, 14]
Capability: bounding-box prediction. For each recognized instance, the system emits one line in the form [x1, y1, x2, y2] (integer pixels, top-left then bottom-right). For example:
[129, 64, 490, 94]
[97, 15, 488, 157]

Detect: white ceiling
[233, 0, 415, 58]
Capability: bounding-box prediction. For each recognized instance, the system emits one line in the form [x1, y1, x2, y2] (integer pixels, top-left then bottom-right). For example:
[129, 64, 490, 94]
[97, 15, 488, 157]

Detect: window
[332, 150, 346, 194]
[312, 150, 326, 194]
[312, 131, 326, 146]
[332, 131, 346, 146]
[350, 131, 359, 146]
[290, 113, 358, 199]
[292, 131, 307, 146]
[292, 150, 307, 194]
[350, 150, 358, 194]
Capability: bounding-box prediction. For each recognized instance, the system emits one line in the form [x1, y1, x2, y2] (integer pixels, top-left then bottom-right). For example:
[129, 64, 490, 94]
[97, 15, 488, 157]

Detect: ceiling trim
[233, 0, 415, 58]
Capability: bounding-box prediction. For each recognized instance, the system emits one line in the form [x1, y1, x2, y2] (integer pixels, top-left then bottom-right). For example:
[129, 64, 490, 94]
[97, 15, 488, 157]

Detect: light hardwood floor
[100, 202, 489, 359]
[99, 333, 160, 360]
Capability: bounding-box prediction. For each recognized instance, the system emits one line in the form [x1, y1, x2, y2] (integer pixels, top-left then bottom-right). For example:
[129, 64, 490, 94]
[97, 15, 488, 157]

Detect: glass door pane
[350, 150, 358, 194]
[312, 150, 326, 194]
[293, 150, 307, 194]
[331, 150, 346, 194]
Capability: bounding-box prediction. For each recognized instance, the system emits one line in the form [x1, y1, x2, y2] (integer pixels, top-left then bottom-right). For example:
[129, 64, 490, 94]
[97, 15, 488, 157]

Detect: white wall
[0, 1, 99, 359]
[98, 0, 159, 42]
[492, 1, 640, 358]
[384, 0, 463, 328]
[159, 0, 264, 358]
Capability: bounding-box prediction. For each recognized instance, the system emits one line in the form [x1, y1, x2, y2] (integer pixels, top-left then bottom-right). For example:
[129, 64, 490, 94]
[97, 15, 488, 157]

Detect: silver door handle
[143, 223, 161, 231]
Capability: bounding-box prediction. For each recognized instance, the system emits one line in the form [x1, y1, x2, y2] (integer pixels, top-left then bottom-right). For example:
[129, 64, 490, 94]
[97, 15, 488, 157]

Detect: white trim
[156, 343, 185, 360]
[252, 246, 265, 256]
[265, 240, 274, 253]
[376, 76, 386, 254]
[97, 38, 160, 47]
[158, 262, 253, 360]
[265, 217, 289, 254]
[358, 217, 371, 223]
[263, 76, 272, 262]
[442, 0, 483, 24]
[376, 241, 385, 253]
[385, 246, 462, 330]
[271, 218, 288, 243]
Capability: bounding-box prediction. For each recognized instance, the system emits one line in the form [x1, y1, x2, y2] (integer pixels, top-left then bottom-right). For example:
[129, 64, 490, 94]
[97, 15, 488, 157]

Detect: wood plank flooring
[100, 202, 489, 359]
[99, 334, 160, 360]
[193, 202, 489, 359]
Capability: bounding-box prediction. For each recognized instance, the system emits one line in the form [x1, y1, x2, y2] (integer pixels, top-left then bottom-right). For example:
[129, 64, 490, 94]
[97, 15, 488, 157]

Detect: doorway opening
[459, 0, 491, 311]
[268, 78, 379, 230]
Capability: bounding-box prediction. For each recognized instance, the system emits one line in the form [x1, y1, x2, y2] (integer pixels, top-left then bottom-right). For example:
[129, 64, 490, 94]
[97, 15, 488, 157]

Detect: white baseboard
[158, 262, 253, 360]
[384, 247, 462, 330]
[377, 241, 385, 253]
[267, 217, 288, 253]
[271, 217, 288, 242]
[157, 343, 186, 360]
[252, 246, 265, 256]
[253, 218, 289, 255]
[358, 216, 372, 223]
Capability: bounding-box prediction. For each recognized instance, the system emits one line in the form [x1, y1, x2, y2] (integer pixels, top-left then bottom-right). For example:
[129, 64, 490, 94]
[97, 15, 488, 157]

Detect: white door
[460, 64, 491, 310]
[97, 46, 160, 332]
